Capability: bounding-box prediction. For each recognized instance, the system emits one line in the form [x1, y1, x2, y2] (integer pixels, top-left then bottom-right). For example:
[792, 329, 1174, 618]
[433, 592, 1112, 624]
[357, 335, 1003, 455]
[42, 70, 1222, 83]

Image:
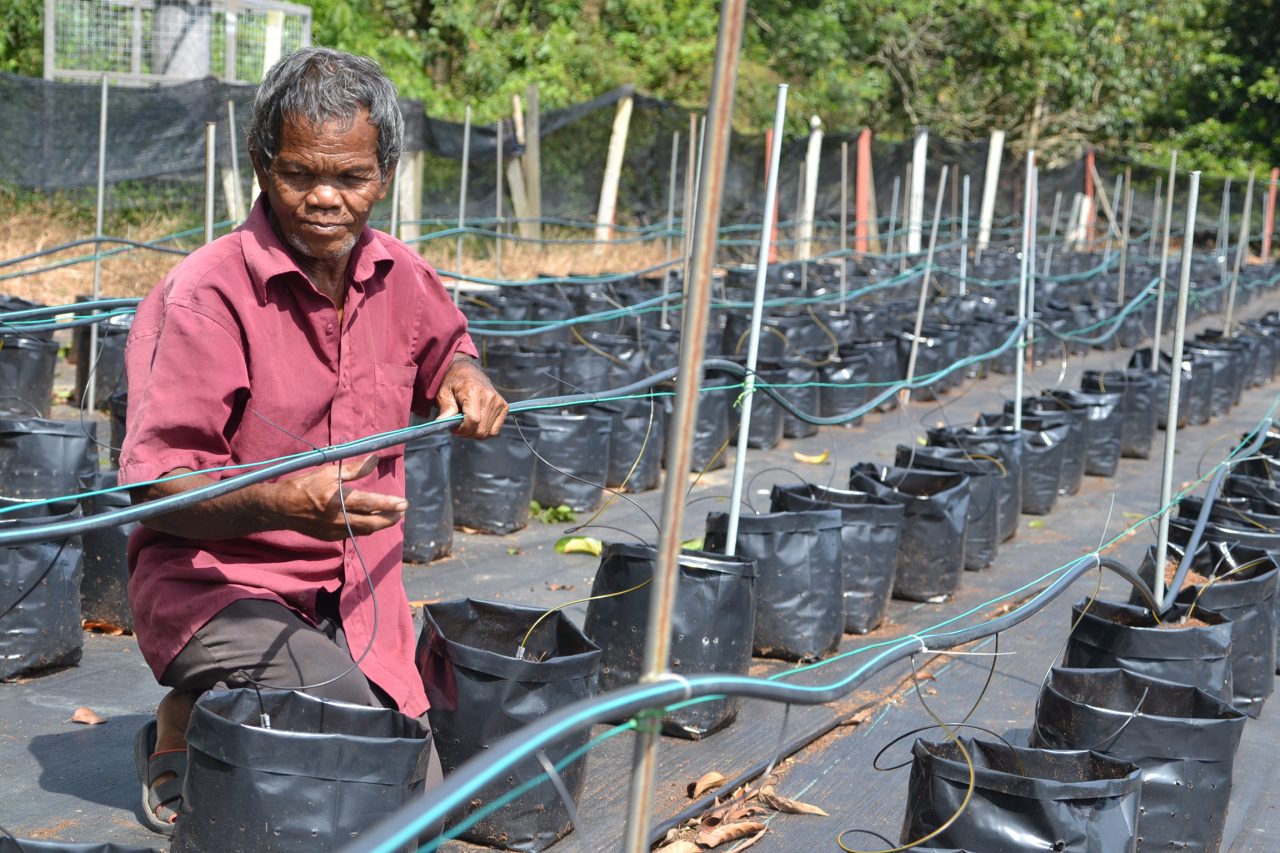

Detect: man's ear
[250, 150, 269, 189]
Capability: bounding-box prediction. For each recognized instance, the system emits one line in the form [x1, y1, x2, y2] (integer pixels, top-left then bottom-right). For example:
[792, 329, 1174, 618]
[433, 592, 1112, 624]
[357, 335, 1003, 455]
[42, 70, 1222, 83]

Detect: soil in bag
[704, 509, 844, 661]
[895, 445, 999, 570]
[926, 424, 1022, 543]
[900, 736, 1141, 853]
[1134, 539, 1278, 717]
[582, 543, 755, 738]
[526, 411, 612, 512]
[78, 470, 135, 630]
[1032, 667, 1247, 853]
[0, 502, 84, 679]
[403, 430, 453, 562]
[417, 599, 601, 852]
[172, 688, 433, 853]
[0, 418, 99, 500]
[1081, 369, 1156, 459]
[1062, 597, 1234, 702]
[1045, 388, 1123, 477]
[770, 483, 903, 634]
[849, 464, 970, 602]
[450, 418, 540, 535]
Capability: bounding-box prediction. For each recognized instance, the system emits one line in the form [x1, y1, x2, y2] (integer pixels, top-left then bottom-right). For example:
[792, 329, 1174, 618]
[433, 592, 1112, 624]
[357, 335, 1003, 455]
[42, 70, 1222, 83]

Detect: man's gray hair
[248, 47, 403, 177]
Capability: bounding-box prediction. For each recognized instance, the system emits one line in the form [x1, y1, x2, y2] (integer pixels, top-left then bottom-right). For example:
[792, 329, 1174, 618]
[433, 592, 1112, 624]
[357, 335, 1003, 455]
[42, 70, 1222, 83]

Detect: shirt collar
[240, 193, 395, 303]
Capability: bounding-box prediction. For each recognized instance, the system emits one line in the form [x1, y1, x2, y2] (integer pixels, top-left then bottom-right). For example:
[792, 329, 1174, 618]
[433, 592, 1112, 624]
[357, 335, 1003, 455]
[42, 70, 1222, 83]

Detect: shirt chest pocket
[373, 362, 417, 451]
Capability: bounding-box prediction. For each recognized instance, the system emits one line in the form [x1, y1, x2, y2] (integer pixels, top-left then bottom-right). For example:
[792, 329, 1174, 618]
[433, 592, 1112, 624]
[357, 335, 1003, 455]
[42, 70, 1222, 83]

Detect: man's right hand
[134, 455, 406, 541]
[275, 455, 407, 540]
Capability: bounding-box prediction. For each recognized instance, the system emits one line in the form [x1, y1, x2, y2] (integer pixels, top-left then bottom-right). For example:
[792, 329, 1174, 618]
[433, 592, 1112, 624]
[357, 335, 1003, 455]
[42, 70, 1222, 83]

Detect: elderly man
[119, 47, 507, 834]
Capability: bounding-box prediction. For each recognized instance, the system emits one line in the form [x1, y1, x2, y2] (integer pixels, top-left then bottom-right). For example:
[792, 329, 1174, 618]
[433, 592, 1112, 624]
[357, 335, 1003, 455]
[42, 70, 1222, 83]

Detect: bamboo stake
[1224, 170, 1255, 333]
[1152, 151, 1177, 357]
[902, 165, 949, 405]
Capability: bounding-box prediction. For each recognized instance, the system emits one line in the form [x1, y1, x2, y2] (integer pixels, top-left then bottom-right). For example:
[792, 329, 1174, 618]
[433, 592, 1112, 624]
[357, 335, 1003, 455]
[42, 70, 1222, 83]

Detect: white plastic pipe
[88, 76, 109, 412]
[907, 127, 928, 253]
[725, 84, 788, 553]
[1154, 170, 1201, 611]
[976, 129, 1005, 254]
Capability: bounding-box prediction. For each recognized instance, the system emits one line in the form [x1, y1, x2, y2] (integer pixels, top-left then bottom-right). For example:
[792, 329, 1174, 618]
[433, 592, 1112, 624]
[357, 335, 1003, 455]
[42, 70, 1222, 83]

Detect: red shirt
[118, 196, 475, 716]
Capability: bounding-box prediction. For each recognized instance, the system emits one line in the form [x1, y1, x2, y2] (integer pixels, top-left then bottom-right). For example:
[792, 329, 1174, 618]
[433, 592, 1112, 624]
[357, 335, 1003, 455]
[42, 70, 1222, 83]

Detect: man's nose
[307, 181, 342, 208]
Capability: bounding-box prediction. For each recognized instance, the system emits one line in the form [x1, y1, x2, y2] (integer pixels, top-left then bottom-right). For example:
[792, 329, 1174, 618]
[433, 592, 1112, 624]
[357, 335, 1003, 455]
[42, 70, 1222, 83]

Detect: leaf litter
[655, 772, 827, 851]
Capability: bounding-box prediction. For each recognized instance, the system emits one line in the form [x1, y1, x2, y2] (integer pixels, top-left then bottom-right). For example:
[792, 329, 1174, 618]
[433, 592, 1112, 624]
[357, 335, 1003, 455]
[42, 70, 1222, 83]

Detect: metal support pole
[1013, 151, 1034, 435]
[902, 165, 949, 405]
[87, 75, 109, 412]
[1154, 170, 1201, 612]
[682, 117, 707, 288]
[1042, 190, 1062, 278]
[622, 3, 747, 849]
[1152, 151, 1178, 359]
[495, 119, 504, 278]
[959, 174, 970, 297]
[725, 84, 788, 553]
[453, 105, 471, 305]
[1027, 166, 1039, 368]
[886, 176, 901, 257]
[1224, 170, 1255, 334]
[203, 122, 217, 245]
[839, 140, 848, 313]
[226, 99, 245, 222]
[1149, 176, 1163, 257]
[662, 131, 679, 329]
[1118, 168, 1132, 304]
[1216, 178, 1232, 282]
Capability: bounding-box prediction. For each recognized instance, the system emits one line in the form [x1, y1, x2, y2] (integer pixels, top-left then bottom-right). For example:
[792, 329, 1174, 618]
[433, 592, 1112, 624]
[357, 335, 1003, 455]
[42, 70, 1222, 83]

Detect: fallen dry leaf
[728, 828, 768, 851]
[758, 786, 829, 816]
[697, 820, 767, 848]
[840, 707, 874, 728]
[688, 770, 726, 799]
[546, 582, 576, 591]
[68, 707, 106, 725]
[406, 599, 439, 609]
[82, 620, 126, 636]
[653, 841, 700, 853]
[792, 449, 830, 465]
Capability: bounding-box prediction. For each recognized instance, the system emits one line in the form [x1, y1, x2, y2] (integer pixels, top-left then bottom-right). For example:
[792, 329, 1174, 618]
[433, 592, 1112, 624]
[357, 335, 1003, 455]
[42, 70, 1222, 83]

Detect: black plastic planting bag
[173, 688, 432, 853]
[1129, 348, 1191, 430]
[745, 365, 786, 449]
[0, 335, 58, 418]
[527, 411, 612, 512]
[901, 737, 1141, 853]
[450, 418, 540, 534]
[847, 338, 899, 411]
[849, 464, 970, 602]
[1032, 668, 1247, 853]
[595, 397, 665, 492]
[1186, 343, 1238, 416]
[1045, 388, 1123, 477]
[107, 392, 127, 465]
[77, 471, 135, 630]
[0, 418, 99, 500]
[0, 504, 83, 679]
[778, 353, 821, 438]
[403, 431, 453, 562]
[818, 350, 871, 426]
[478, 344, 562, 402]
[582, 543, 755, 738]
[1063, 598, 1234, 701]
[417, 599, 601, 852]
[1081, 369, 1157, 459]
[926, 424, 1021, 543]
[681, 366, 740, 472]
[974, 413, 1068, 517]
[1009, 399, 1086, 495]
[769, 483, 902, 634]
[1136, 541, 1278, 717]
[704, 509, 844, 661]
[896, 446, 999, 570]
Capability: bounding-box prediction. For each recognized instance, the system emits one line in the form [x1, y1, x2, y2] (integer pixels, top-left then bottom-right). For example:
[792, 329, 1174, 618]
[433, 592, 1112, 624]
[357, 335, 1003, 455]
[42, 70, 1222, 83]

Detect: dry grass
[1, 210, 683, 309]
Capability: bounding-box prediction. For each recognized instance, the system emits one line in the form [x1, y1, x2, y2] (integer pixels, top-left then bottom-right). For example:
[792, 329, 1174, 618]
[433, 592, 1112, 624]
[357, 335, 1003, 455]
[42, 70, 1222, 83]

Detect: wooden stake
[594, 93, 634, 246]
[524, 84, 542, 241]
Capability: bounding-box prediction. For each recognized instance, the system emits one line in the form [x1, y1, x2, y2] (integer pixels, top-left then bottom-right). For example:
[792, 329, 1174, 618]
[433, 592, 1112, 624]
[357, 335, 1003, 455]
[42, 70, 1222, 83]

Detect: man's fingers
[339, 454, 380, 482]
[338, 488, 408, 515]
[436, 385, 461, 422]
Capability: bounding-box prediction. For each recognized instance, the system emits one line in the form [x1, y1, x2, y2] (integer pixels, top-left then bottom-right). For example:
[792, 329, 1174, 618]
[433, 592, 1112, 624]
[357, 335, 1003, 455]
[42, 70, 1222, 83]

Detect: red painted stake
[1084, 148, 1096, 247]
[855, 128, 872, 254]
[764, 128, 779, 263]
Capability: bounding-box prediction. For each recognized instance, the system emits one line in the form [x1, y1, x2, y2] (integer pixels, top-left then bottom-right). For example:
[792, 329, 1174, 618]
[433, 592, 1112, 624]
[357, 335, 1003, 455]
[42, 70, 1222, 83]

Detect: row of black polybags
[899, 443, 1280, 853]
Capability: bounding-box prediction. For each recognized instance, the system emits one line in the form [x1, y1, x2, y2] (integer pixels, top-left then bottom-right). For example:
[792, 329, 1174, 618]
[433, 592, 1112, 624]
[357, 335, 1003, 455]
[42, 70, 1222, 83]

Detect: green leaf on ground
[554, 536, 603, 557]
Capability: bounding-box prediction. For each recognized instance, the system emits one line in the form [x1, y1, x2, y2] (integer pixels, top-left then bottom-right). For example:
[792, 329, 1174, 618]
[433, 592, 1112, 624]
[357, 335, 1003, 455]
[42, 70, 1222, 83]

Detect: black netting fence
[1, 71, 1274, 252]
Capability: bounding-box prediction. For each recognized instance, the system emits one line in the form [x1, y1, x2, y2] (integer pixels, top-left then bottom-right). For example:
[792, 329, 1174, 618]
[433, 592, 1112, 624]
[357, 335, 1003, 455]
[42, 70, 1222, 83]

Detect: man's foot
[133, 719, 185, 835]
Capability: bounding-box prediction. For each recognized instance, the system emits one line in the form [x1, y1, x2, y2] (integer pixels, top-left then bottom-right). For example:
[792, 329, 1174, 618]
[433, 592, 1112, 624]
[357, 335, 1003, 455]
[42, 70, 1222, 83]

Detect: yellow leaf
[682, 537, 705, 551]
[554, 536, 603, 556]
[792, 449, 830, 464]
[1028, 519, 1047, 529]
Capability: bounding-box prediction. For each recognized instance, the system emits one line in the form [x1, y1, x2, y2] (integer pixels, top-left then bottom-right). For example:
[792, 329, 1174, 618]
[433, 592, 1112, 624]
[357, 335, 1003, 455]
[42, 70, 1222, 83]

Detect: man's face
[253, 109, 391, 263]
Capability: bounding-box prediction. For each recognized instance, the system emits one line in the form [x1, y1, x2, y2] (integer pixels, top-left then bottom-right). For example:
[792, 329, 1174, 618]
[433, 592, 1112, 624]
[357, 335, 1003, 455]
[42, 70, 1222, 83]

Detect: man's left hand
[436, 355, 509, 438]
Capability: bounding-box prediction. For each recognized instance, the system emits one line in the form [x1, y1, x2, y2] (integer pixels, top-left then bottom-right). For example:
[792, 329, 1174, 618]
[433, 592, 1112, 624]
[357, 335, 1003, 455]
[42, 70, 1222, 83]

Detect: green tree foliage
[1, 0, 1272, 171]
